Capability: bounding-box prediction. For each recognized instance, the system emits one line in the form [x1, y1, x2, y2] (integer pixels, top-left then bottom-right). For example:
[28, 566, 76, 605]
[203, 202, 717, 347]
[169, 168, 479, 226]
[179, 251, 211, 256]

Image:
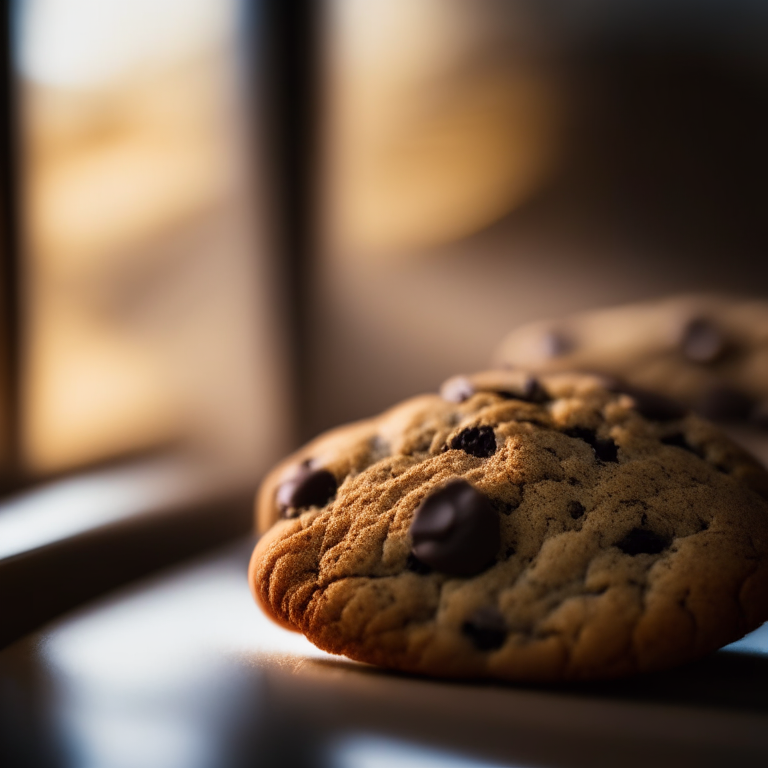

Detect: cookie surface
[493, 294, 768, 426]
[250, 370, 768, 681]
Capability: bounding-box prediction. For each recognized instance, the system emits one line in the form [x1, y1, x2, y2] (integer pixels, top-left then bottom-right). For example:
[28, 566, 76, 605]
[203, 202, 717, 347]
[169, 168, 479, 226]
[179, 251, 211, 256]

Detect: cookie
[493, 294, 768, 425]
[250, 370, 768, 681]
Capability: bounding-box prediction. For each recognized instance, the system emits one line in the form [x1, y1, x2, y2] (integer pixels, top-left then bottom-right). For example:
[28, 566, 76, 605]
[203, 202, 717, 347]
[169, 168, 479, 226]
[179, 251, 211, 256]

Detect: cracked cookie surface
[249, 370, 768, 681]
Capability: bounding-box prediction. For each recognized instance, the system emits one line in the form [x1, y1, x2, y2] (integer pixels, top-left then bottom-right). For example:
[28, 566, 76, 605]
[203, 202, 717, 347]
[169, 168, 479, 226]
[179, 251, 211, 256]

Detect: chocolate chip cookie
[250, 370, 768, 681]
[493, 294, 768, 425]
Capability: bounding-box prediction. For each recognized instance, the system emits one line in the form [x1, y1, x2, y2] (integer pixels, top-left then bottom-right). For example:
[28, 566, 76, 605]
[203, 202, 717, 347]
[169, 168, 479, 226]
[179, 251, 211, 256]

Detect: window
[11, 0, 291, 480]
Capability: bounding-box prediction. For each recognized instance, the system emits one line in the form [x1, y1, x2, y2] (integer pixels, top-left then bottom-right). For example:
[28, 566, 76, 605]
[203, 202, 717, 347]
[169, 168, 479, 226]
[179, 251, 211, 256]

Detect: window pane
[16, 0, 291, 476]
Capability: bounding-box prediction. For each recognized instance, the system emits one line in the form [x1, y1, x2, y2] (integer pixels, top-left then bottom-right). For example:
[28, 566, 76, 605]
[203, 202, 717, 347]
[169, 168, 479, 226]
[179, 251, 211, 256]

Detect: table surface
[2, 537, 768, 768]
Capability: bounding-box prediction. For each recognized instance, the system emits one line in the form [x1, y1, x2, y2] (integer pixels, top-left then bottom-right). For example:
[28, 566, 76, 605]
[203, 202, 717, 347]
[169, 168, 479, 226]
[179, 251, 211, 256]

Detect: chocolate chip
[616, 528, 670, 556]
[405, 552, 432, 575]
[540, 330, 574, 359]
[563, 427, 597, 445]
[440, 376, 475, 403]
[614, 385, 687, 421]
[519, 376, 550, 403]
[593, 438, 618, 462]
[679, 317, 727, 364]
[461, 607, 507, 651]
[450, 426, 496, 458]
[564, 427, 619, 463]
[696, 386, 755, 421]
[410, 480, 500, 577]
[277, 466, 337, 517]
[660, 432, 702, 457]
[568, 500, 585, 519]
[276, 462, 309, 510]
[564, 426, 595, 443]
[496, 376, 550, 404]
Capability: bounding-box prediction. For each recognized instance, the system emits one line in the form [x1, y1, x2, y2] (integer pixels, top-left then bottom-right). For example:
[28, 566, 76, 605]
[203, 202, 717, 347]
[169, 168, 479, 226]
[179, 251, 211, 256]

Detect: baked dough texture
[250, 370, 768, 681]
[493, 294, 768, 425]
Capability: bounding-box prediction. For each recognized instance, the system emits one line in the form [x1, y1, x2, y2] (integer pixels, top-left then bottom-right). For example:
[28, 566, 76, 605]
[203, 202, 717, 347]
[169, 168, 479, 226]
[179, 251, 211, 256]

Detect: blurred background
[4, 0, 768, 481]
[311, 0, 768, 438]
[3, 1, 768, 766]
[11, 0, 291, 483]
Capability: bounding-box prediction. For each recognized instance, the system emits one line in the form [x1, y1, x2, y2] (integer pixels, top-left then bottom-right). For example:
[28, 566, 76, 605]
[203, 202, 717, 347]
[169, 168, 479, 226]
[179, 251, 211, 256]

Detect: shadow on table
[575, 650, 768, 712]
[303, 647, 768, 713]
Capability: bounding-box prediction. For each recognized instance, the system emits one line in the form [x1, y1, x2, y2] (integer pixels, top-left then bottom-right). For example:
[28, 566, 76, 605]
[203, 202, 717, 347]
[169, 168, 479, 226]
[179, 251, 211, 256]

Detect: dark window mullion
[0, 2, 22, 492]
[259, 0, 321, 444]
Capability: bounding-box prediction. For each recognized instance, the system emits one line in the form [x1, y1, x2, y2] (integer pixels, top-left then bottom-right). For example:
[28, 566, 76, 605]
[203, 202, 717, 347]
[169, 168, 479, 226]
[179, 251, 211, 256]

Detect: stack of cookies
[494, 294, 768, 428]
[249, 348, 768, 681]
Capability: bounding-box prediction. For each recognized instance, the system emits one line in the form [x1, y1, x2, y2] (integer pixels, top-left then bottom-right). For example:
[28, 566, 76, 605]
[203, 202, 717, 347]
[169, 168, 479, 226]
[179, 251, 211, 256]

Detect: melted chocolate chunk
[405, 552, 432, 575]
[696, 386, 755, 421]
[409, 480, 500, 577]
[461, 607, 507, 651]
[680, 317, 727, 364]
[276, 462, 310, 513]
[660, 432, 702, 457]
[450, 426, 496, 458]
[496, 376, 550, 404]
[593, 438, 619, 463]
[564, 426, 596, 443]
[277, 466, 337, 517]
[568, 500, 585, 519]
[616, 528, 670, 556]
[439, 376, 475, 404]
[520, 376, 550, 403]
[564, 427, 619, 463]
[540, 330, 574, 359]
